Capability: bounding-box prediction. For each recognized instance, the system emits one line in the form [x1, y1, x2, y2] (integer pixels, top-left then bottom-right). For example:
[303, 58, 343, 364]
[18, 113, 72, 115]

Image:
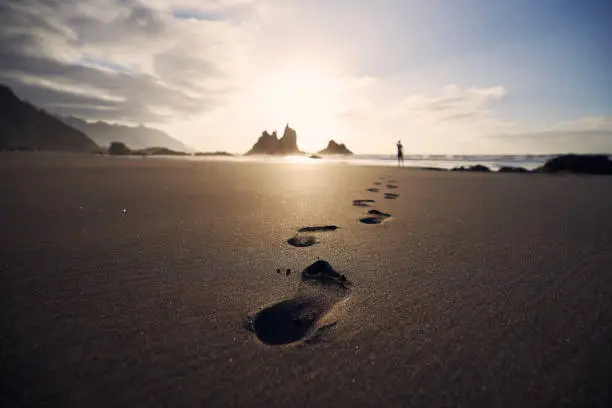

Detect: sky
[1, 0, 611, 154]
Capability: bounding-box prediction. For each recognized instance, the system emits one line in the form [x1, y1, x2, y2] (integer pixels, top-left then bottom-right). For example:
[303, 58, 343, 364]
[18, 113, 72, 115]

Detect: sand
[1, 152, 611, 407]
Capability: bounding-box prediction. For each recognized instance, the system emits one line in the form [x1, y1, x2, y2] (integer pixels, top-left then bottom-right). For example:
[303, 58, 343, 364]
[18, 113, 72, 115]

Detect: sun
[251, 66, 343, 152]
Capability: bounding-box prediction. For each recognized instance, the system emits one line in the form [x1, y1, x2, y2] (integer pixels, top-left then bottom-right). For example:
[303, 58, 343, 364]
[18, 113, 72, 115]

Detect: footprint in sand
[384, 193, 399, 199]
[248, 260, 351, 346]
[352, 199, 376, 207]
[373, 181, 382, 186]
[287, 225, 339, 247]
[360, 209, 392, 224]
[386, 184, 398, 189]
[367, 188, 380, 193]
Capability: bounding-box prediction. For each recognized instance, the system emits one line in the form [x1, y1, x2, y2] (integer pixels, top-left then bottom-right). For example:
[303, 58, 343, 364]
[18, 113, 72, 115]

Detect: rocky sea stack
[318, 140, 353, 155]
[245, 124, 303, 155]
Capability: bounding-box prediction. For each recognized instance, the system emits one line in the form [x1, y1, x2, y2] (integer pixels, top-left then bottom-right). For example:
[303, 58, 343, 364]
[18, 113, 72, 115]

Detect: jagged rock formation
[246, 130, 278, 155]
[57, 116, 190, 152]
[0, 84, 98, 151]
[498, 166, 529, 173]
[535, 154, 612, 175]
[318, 140, 353, 155]
[135, 147, 189, 156]
[194, 151, 233, 157]
[108, 142, 131, 155]
[245, 124, 303, 155]
[451, 164, 491, 172]
[278, 125, 298, 154]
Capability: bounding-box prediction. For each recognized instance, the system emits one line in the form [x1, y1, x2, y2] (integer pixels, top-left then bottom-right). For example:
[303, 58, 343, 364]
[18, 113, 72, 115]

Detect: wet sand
[1, 153, 611, 407]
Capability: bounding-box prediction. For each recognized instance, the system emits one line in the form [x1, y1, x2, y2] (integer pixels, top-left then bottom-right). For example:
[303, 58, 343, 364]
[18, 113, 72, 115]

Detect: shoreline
[4, 150, 612, 175]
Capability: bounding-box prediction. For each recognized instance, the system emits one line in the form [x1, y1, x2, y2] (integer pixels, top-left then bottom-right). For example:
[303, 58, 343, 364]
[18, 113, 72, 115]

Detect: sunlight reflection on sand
[283, 155, 321, 164]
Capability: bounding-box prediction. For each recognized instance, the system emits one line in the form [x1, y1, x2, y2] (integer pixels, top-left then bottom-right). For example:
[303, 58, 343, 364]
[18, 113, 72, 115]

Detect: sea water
[184, 154, 551, 171]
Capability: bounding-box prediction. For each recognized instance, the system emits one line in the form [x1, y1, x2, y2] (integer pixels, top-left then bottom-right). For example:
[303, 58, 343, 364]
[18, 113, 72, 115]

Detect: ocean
[185, 154, 553, 171]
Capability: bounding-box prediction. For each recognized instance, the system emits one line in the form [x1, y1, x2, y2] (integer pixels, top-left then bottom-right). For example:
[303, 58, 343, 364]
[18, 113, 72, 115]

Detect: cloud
[0, 0, 249, 123]
[0, 50, 208, 122]
[392, 85, 508, 123]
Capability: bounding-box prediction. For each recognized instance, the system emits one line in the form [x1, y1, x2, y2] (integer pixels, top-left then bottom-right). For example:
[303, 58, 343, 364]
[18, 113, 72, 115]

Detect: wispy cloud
[392, 85, 508, 123]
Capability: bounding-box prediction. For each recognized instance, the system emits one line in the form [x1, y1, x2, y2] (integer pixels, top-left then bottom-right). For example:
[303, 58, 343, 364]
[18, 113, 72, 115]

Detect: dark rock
[278, 125, 299, 155]
[245, 124, 303, 155]
[108, 142, 131, 155]
[318, 140, 353, 155]
[451, 164, 491, 172]
[535, 154, 612, 175]
[0, 83, 99, 151]
[245, 131, 277, 155]
[194, 151, 234, 157]
[498, 166, 529, 173]
[133, 147, 189, 156]
[309, 154, 322, 159]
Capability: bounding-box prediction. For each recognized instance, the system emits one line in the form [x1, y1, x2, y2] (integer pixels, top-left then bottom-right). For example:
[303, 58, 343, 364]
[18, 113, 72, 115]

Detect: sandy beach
[1, 152, 611, 407]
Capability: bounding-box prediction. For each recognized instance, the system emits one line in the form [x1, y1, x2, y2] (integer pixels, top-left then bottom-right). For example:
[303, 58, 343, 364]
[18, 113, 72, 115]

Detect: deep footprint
[360, 216, 383, 224]
[373, 182, 382, 186]
[353, 199, 376, 207]
[384, 193, 399, 199]
[368, 209, 391, 217]
[360, 209, 392, 224]
[298, 225, 339, 233]
[287, 235, 317, 247]
[287, 225, 339, 247]
[248, 260, 351, 345]
[386, 184, 398, 189]
[367, 188, 380, 193]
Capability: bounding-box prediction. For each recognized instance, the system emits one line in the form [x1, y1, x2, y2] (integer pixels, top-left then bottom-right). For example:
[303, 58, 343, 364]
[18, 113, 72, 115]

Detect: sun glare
[283, 155, 320, 164]
[252, 66, 343, 152]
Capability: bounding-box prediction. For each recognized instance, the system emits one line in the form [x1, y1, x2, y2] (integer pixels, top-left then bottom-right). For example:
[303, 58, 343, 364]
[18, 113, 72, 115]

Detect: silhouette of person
[396, 140, 404, 167]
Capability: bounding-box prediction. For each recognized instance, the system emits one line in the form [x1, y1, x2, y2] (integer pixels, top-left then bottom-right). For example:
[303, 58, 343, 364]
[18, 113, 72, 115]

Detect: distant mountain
[0, 84, 98, 151]
[58, 116, 190, 152]
[245, 124, 303, 155]
[318, 140, 353, 155]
